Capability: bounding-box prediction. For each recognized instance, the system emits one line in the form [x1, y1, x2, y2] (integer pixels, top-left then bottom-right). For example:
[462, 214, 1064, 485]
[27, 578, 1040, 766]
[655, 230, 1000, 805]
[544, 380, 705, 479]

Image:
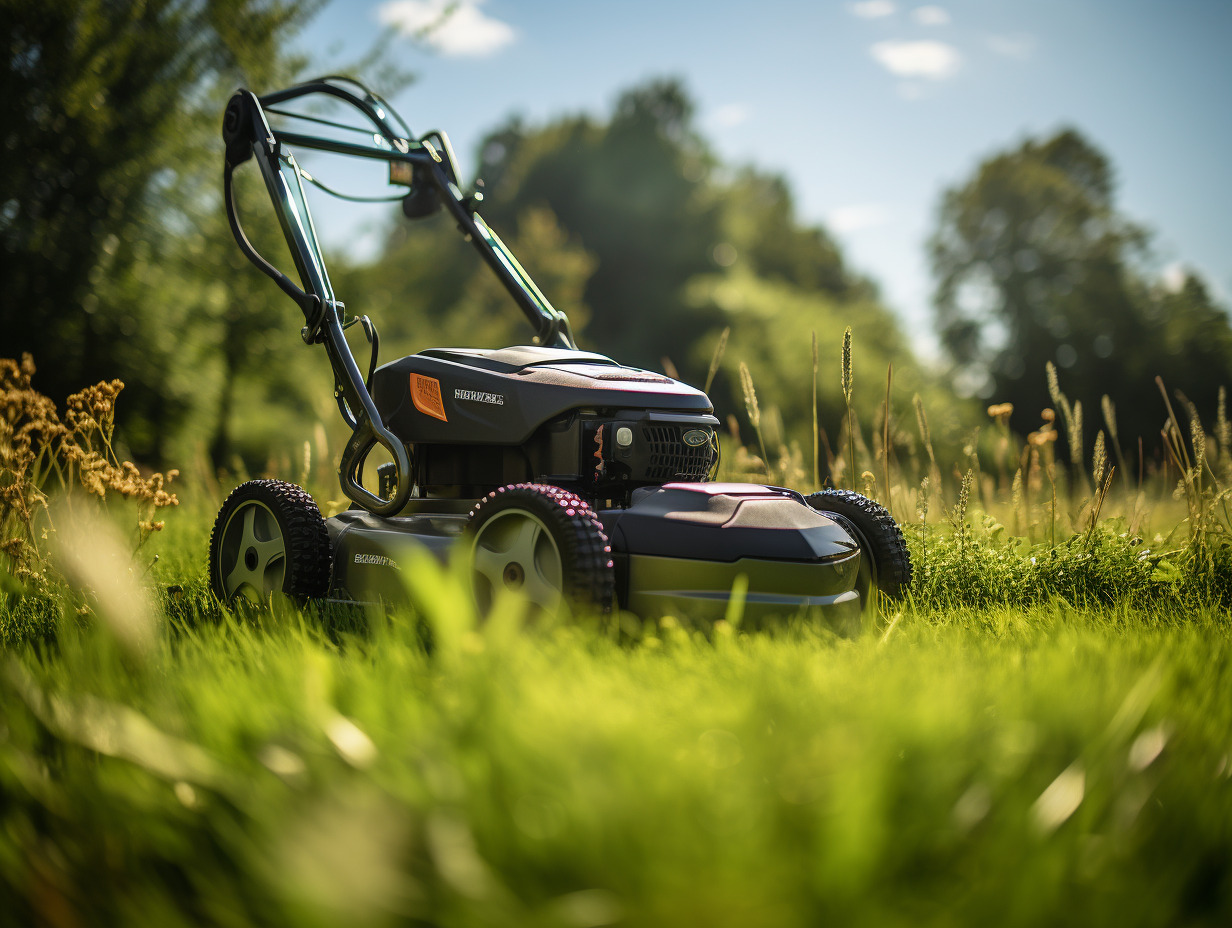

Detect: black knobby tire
[466, 483, 615, 618]
[805, 488, 912, 602]
[209, 479, 332, 604]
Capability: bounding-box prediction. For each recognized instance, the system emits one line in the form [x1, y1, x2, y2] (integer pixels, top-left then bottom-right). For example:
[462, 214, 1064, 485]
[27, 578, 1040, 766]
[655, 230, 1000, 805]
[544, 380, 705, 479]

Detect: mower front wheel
[209, 479, 332, 605]
[805, 488, 912, 605]
[466, 484, 614, 620]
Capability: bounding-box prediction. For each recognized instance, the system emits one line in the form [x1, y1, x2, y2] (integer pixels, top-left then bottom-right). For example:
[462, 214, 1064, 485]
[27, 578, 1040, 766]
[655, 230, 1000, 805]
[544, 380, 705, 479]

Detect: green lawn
[3, 513, 1231, 926]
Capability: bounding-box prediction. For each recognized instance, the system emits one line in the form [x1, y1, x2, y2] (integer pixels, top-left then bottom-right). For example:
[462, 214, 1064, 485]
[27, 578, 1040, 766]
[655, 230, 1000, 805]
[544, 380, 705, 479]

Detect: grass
[2, 513, 1232, 926]
[5, 347, 1232, 924]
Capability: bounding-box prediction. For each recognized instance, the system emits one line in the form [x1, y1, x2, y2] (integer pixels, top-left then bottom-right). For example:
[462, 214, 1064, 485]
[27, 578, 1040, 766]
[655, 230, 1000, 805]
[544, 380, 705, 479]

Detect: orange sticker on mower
[409, 373, 448, 421]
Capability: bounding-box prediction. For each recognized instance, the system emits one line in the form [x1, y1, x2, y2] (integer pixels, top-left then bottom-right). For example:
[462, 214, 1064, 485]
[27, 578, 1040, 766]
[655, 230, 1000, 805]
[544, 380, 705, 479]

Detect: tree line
[4, 0, 1230, 481]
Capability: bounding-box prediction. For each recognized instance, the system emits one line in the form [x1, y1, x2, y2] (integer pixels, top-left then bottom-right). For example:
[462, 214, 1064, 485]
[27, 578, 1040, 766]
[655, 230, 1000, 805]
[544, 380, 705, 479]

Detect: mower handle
[322, 313, 413, 515]
[221, 79, 580, 514]
[223, 87, 413, 515]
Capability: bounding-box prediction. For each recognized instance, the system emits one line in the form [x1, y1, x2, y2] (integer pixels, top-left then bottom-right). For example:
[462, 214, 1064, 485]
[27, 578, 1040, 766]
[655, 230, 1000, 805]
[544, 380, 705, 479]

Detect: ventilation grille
[642, 425, 716, 481]
[587, 370, 673, 383]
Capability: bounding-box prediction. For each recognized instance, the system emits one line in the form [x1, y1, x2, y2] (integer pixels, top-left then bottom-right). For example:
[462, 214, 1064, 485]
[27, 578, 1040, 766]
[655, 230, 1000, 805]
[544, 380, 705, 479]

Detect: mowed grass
[3, 509, 1232, 927]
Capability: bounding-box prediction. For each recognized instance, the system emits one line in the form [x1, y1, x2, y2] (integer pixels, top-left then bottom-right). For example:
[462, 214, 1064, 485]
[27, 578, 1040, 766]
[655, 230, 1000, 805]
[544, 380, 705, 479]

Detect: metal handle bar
[221, 81, 581, 514]
[223, 89, 412, 515]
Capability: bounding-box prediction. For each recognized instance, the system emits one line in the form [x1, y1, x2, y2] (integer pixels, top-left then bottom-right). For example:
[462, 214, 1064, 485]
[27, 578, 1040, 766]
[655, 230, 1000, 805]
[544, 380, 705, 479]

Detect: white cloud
[986, 33, 1035, 60]
[378, 0, 516, 58]
[851, 1, 896, 19]
[870, 40, 960, 79]
[711, 103, 751, 129]
[912, 5, 950, 26]
[827, 204, 890, 233]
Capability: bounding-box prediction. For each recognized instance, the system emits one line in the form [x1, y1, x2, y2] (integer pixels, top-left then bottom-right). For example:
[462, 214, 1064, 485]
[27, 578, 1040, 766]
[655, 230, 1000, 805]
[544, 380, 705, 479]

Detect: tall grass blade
[703, 326, 729, 395]
[841, 327, 855, 490]
[739, 362, 769, 477]
[883, 362, 893, 512]
[812, 331, 819, 491]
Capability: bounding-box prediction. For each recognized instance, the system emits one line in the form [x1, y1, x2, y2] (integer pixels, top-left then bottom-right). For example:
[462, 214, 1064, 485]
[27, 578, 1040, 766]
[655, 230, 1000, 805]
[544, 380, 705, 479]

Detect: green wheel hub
[471, 508, 564, 616]
[216, 500, 288, 602]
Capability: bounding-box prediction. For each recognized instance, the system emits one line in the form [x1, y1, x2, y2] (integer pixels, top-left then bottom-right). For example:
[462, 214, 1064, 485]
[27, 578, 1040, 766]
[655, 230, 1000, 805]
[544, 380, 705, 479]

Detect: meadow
[3, 350, 1232, 926]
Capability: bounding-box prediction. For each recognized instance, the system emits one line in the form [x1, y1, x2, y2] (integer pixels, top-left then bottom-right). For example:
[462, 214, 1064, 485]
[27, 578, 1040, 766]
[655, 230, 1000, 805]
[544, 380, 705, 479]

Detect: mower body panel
[622, 554, 862, 624]
[325, 508, 467, 604]
[600, 483, 861, 620]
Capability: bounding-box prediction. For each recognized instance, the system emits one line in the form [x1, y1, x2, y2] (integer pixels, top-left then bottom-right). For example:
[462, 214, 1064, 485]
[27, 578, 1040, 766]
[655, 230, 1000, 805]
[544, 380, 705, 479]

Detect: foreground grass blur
[2, 528, 1232, 925]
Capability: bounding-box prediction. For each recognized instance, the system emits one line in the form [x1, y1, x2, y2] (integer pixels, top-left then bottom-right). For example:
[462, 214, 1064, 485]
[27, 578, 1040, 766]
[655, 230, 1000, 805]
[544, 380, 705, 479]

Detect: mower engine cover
[369, 346, 721, 501]
[369, 346, 712, 445]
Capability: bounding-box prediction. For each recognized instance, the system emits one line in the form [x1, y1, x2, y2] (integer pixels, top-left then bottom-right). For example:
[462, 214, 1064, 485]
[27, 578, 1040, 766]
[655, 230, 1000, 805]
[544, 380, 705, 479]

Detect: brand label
[409, 373, 448, 421]
[454, 388, 505, 406]
[354, 553, 399, 569]
[682, 429, 711, 447]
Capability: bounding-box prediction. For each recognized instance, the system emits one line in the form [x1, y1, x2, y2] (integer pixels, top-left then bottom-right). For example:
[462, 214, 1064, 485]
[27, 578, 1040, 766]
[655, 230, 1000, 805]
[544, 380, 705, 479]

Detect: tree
[715, 168, 871, 300]
[343, 76, 934, 470]
[474, 79, 723, 374]
[930, 128, 1232, 453]
[0, 0, 320, 461]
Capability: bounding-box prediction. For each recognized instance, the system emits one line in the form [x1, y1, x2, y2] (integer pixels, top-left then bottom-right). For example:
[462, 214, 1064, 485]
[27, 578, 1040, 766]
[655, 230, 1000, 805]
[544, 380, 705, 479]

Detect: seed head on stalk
[1092, 430, 1106, 489]
[739, 361, 769, 477]
[1046, 361, 1063, 409]
[840, 327, 855, 488]
[1218, 386, 1230, 459]
[739, 362, 760, 430]
[704, 326, 729, 396]
[811, 331, 820, 491]
[1101, 395, 1118, 445]
[1101, 394, 1130, 489]
[914, 393, 938, 483]
[841, 327, 853, 406]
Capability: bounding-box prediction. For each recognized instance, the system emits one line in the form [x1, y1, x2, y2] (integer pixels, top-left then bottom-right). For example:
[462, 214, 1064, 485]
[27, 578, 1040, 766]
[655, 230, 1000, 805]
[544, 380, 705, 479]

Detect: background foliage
[5, 2, 1232, 484]
[5, 6, 1232, 923]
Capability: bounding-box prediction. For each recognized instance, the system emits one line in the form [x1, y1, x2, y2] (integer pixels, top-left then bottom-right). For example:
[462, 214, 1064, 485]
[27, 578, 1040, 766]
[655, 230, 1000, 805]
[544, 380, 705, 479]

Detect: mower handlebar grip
[338, 415, 413, 516]
[222, 90, 262, 168]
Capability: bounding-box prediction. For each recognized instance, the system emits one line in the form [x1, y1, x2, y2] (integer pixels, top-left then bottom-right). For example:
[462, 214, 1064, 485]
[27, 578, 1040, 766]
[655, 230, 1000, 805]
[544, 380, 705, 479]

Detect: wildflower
[1028, 428, 1058, 447]
[1, 355, 179, 582]
[986, 402, 1014, 425]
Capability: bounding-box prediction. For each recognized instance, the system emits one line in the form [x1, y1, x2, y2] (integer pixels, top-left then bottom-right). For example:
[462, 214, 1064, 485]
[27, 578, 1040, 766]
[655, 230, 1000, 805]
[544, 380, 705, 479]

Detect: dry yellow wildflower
[2, 355, 180, 583]
[1028, 428, 1059, 447]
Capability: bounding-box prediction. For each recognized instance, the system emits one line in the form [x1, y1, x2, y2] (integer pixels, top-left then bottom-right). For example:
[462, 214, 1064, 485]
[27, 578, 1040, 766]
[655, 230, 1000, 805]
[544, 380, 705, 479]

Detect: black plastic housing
[601, 484, 859, 563]
[367, 346, 718, 503]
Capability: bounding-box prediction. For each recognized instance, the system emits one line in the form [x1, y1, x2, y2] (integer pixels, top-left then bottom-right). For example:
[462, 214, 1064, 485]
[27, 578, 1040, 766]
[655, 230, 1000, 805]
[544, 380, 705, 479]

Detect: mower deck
[326, 483, 862, 621]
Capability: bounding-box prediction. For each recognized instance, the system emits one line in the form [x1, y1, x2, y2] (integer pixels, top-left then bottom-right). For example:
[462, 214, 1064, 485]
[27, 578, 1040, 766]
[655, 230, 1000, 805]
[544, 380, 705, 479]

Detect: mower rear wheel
[466, 484, 614, 620]
[209, 479, 331, 604]
[805, 488, 912, 604]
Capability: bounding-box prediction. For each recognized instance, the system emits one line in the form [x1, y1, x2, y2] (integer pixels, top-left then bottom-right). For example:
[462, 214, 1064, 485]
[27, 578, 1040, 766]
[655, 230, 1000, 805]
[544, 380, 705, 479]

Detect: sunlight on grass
[5, 333, 1232, 924]
[3, 553, 1232, 924]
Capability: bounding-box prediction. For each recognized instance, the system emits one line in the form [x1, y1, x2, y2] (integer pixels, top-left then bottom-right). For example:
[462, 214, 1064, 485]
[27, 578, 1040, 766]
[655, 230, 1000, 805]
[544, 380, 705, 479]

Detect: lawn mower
[209, 77, 912, 621]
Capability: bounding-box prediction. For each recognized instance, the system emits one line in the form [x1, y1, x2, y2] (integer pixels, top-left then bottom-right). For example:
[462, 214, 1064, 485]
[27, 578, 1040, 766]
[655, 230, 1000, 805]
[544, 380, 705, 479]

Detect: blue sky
[295, 0, 1232, 355]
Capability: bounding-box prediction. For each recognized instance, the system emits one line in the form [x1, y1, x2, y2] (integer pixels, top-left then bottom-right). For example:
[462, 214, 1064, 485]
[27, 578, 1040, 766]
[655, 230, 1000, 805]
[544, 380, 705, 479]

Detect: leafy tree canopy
[343, 77, 928, 472]
[930, 127, 1232, 450]
[1, 0, 324, 461]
